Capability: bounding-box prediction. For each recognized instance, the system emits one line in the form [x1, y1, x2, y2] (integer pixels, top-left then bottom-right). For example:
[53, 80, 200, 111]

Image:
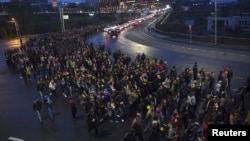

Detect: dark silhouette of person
[68, 97, 78, 120]
[87, 108, 99, 135]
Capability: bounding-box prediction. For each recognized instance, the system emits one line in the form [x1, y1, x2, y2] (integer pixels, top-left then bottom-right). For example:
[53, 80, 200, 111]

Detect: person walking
[20, 64, 28, 84]
[167, 123, 179, 141]
[25, 63, 33, 83]
[87, 108, 99, 135]
[68, 97, 78, 121]
[130, 113, 144, 141]
[33, 97, 43, 125]
[192, 62, 198, 81]
[49, 78, 57, 97]
[226, 67, 233, 92]
[143, 105, 154, 133]
[148, 120, 161, 141]
[37, 77, 45, 102]
[44, 93, 54, 121]
[244, 110, 250, 125]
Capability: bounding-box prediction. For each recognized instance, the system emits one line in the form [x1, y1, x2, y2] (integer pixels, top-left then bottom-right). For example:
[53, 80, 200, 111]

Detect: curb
[143, 20, 250, 52]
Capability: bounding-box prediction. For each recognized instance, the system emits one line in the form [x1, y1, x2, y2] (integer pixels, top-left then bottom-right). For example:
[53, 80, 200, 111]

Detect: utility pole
[59, 7, 65, 32]
[11, 18, 22, 46]
[189, 25, 192, 43]
[157, 0, 159, 22]
[214, 0, 217, 46]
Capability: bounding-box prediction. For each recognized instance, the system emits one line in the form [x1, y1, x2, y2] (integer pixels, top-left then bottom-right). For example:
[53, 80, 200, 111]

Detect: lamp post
[214, 0, 217, 46]
[59, 7, 65, 32]
[11, 18, 22, 46]
[189, 25, 192, 43]
[156, 0, 159, 22]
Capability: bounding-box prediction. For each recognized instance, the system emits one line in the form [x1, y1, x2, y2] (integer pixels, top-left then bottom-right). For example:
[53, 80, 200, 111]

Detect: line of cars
[103, 9, 167, 38]
[103, 14, 154, 38]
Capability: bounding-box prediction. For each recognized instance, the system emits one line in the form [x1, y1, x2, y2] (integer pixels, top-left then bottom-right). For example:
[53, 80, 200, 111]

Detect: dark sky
[0, 0, 237, 3]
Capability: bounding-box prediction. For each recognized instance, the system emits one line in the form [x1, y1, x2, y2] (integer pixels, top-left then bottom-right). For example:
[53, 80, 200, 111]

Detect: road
[86, 21, 250, 92]
[0, 38, 135, 141]
[0, 20, 250, 141]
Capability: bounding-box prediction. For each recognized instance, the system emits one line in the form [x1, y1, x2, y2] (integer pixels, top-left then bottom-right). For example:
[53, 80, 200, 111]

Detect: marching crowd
[4, 23, 250, 141]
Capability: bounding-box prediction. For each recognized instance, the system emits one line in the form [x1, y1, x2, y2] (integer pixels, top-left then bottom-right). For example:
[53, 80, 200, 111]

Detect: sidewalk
[144, 22, 250, 52]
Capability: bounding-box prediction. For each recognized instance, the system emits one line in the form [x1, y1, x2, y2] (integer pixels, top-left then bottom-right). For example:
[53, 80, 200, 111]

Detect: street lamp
[10, 18, 22, 46]
[59, 8, 65, 32]
[214, 0, 217, 46]
[189, 25, 192, 43]
[156, 0, 159, 22]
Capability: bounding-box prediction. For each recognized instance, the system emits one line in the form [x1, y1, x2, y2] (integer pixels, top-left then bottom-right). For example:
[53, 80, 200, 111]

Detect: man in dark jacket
[37, 77, 45, 102]
[68, 97, 78, 120]
[227, 67, 233, 91]
[44, 93, 54, 121]
[148, 120, 161, 141]
[33, 97, 43, 125]
[87, 108, 99, 135]
[192, 62, 198, 80]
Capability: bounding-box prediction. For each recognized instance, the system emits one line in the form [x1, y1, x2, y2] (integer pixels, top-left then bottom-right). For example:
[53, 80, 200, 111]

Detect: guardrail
[154, 28, 250, 47]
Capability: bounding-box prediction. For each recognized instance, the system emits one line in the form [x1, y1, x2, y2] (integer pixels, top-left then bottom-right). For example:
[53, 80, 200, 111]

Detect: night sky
[0, 0, 238, 3]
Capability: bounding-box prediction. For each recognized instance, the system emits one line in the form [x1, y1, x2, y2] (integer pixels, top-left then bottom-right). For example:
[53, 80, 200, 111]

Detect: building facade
[207, 16, 250, 32]
[98, 0, 127, 13]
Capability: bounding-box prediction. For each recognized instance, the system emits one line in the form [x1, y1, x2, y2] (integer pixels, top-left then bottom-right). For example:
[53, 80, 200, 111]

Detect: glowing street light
[10, 18, 22, 46]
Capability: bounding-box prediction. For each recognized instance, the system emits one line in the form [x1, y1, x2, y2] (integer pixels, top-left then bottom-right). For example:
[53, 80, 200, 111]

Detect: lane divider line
[8, 137, 24, 141]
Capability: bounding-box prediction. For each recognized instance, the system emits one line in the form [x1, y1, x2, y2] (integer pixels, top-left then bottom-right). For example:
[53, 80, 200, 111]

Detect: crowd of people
[4, 21, 250, 141]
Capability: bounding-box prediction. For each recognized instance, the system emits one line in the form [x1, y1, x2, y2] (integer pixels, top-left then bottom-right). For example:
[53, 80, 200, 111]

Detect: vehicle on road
[109, 30, 119, 38]
[103, 25, 117, 32]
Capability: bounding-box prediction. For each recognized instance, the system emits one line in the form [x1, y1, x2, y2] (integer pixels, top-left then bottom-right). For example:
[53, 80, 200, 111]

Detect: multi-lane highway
[86, 20, 250, 91]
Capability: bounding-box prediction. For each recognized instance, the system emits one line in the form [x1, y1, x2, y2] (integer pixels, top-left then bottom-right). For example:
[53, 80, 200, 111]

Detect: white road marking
[234, 76, 244, 80]
[228, 53, 235, 55]
[232, 89, 238, 92]
[8, 137, 24, 141]
[148, 33, 248, 59]
[240, 54, 246, 57]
